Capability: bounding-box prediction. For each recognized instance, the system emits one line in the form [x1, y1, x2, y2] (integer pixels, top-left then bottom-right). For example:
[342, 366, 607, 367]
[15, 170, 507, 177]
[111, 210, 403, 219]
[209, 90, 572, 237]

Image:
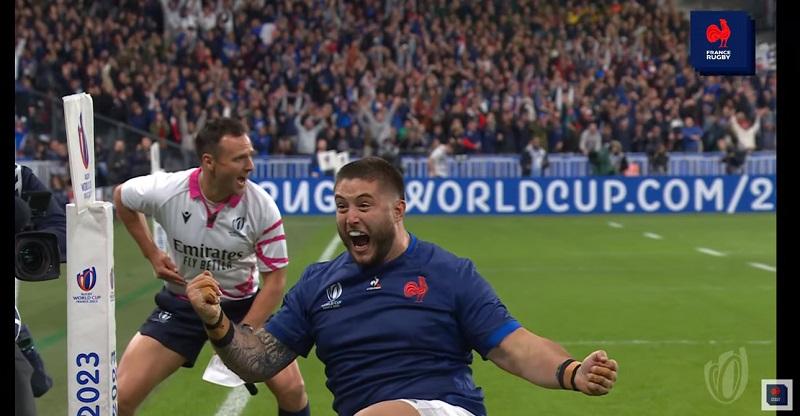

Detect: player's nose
[345, 209, 361, 225]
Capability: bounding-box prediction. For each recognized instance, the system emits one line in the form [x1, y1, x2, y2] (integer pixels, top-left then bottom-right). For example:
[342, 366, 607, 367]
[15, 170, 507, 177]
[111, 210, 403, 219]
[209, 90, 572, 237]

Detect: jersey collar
[189, 168, 243, 208]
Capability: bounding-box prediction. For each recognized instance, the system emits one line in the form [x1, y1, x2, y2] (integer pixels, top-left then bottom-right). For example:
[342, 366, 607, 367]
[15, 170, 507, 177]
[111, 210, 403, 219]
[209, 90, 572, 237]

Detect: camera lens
[17, 241, 49, 276]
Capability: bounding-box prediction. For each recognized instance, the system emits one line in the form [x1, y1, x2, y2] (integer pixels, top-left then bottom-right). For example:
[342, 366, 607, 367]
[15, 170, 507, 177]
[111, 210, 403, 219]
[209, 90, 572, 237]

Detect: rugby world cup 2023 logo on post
[77, 112, 90, 169]
[77, 266, 97, 292]
[704, 347, 748, 404]
[74, 266, 103, 304]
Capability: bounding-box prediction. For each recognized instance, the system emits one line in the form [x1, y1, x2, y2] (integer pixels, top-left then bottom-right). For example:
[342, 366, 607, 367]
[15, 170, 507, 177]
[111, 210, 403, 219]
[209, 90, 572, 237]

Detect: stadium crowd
[15, 0, 776, 186]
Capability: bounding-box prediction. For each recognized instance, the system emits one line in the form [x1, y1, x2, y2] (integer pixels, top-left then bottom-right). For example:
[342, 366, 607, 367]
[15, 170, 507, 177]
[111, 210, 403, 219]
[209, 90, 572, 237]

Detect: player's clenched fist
[574, 350, 619, 396]
[187, 270, 223, 324]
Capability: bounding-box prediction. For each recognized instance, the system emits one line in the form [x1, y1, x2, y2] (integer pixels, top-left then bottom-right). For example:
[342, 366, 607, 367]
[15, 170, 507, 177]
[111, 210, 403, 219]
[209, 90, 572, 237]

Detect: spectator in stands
[588, 144, 614, 176]
[399, 117, 428, 156]
[358, 97, 400, 152]
[579, 122, 602, 156]
[13, 0, 776, 162]
[521, 136, 549, 177]
[608, 141, 629, 175]
[759, 114, 776, 151]
[718, 135, 747, 175]
[49, 174, 69, 208]
[107, 139, 132, 186]
[427, 138, 453, 178]
[729, 109, 765, 152]
[648, 143, 670, 175]
[130, 137, 154, 178]
[459, 119, 483, 155]
[346, 124, 365, 157]
[310, 138, 334, 178]
[294, 107, 328, 156]
[15, 115, 29, 159]
[378, 130, 403, 175]
[680, 117, 704, 153]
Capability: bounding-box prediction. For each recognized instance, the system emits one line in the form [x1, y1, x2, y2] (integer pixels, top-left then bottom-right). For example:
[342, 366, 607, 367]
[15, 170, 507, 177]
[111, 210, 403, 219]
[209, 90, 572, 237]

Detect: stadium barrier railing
[19, 152, 775, 185]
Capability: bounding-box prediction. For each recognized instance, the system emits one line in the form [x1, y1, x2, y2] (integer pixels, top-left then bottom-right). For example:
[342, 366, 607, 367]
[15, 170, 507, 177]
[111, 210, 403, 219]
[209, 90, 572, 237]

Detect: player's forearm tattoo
[213, 325, 297, 382]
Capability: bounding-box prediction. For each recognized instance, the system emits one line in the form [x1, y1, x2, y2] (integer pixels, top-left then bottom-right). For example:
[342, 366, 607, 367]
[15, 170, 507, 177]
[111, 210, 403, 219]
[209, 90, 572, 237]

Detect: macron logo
[182, 211, 191, 223]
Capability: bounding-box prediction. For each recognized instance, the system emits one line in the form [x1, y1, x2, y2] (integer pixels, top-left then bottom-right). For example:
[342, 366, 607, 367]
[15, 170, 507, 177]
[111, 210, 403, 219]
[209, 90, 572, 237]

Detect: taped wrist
[556, 358, 576, 389]
[570, 363, 582, 391]
[204, 309, 224, 330]
[210, 322, 235, 348]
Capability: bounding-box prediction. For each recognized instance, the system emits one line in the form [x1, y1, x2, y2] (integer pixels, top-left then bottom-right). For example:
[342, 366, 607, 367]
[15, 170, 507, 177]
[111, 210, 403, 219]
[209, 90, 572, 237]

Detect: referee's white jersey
[120, 168, 288, 299]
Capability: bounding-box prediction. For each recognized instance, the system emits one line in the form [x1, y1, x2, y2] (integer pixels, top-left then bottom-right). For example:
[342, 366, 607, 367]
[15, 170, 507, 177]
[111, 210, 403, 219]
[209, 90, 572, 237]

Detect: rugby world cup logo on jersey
[229, 216, 248, 238]
[77, 112, 90, 169]
[232, 217, 245, 230]
[321, 282, 343, 310]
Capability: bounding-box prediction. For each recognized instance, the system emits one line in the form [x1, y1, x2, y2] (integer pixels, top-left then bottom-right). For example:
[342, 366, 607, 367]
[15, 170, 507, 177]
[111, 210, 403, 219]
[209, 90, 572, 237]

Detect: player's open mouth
[349, 230, 370, 250]
[236, 176, 246, 185]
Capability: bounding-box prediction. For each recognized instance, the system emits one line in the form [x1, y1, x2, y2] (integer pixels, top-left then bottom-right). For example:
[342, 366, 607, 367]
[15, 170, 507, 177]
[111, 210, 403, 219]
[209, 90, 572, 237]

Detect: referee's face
[335, 178, 398, 268]
[208, 134, 255, 197]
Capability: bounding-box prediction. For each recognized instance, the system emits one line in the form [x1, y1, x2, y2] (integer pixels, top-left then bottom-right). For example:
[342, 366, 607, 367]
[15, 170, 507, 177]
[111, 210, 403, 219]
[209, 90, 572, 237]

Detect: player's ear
[393, 198, 406, 223]
[201, 152, 214, 169]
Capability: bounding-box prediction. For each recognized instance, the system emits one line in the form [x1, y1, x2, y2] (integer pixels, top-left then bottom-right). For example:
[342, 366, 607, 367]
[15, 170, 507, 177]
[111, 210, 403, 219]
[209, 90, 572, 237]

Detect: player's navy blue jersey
[267, 234, 521, 416]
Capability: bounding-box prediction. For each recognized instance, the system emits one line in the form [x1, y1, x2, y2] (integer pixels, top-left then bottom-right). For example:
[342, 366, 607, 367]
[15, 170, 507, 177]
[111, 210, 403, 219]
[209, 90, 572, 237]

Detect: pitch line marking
[213, 386, 250, 416]
[748, 262, 776, 272]
[643, 232, 663, 240]
[696, 247, 726, 257]
[608, 222, 623, 228]
[561, 339, 773, 346]
[320, 234, 342, 262]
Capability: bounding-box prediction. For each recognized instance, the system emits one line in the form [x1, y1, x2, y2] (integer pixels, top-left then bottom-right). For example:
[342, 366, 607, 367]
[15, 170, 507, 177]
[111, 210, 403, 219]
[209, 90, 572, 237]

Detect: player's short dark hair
[335, 157, 405, 200]
[195, 117, 247, 161]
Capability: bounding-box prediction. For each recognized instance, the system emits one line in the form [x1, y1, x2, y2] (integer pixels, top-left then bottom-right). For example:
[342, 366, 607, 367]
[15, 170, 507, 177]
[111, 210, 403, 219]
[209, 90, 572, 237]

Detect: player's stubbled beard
[339, 212, 396, 269]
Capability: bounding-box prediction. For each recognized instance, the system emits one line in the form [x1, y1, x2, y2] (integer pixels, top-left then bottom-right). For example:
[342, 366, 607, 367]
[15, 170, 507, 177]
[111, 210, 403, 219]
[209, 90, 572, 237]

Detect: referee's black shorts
[139, 287, 256, 368]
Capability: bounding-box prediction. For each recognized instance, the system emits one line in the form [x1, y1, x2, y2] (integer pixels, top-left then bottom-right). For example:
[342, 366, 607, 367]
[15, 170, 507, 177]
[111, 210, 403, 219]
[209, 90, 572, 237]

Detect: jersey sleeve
[455, 259, 521, 359]
[120, 172, 169, 217]
[266, 269, 314, 357]
[253, 190, 289, 272]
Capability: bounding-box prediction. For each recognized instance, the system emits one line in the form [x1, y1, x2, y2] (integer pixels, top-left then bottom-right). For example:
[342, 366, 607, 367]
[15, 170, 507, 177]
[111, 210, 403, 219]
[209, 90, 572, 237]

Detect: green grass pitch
[18, 213, 775, 415]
